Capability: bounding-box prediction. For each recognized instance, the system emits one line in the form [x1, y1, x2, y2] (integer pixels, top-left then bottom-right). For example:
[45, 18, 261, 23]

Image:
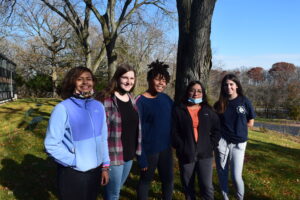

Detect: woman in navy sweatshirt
[214, 74, 255, 200]
[172, 81, 220, 200]
[136, 60, 174, 200]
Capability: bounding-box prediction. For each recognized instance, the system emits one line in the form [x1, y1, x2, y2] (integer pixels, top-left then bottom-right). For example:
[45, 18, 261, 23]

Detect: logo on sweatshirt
[236, 106, 246, 114]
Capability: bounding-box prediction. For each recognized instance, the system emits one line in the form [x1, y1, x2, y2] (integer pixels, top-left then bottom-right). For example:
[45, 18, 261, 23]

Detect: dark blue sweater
[219, 96, 256, 143]
[136, 93, 173, 168]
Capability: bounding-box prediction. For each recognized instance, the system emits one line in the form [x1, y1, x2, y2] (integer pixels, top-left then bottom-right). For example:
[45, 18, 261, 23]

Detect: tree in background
[40, 0, 171, 79]
[211, 63, 300, 119]
[17, 1, 73, 97]
[285, 80, 300, 120]
[247, 67, 265, 85]
[0, 0, 175, 98]
[175, 0, 216, 102]
[269, 62, 296, 85]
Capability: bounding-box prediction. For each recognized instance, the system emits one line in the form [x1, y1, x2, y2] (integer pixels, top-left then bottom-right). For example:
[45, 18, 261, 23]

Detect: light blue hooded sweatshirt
[44, 97, 110, 172]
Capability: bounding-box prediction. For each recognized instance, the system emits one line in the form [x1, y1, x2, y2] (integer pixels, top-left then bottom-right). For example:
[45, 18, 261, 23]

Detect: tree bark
[175, 0, 216, 102]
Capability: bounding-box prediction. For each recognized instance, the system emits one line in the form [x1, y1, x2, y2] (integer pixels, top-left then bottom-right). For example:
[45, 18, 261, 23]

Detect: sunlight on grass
[0, 99, 299, 200]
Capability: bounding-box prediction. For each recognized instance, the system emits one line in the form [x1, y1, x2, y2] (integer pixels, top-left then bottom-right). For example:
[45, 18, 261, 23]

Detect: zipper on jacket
[86, 100, 99, 165]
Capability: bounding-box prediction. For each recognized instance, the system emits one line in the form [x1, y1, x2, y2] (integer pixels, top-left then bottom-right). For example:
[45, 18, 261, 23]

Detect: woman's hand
[247, 119, 254, 128]
[101, 170, 109, 185]
[141, 167, 148, 171]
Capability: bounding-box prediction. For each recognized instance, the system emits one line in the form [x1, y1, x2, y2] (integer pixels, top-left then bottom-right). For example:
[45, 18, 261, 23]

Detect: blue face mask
[188, 98, 202, 104]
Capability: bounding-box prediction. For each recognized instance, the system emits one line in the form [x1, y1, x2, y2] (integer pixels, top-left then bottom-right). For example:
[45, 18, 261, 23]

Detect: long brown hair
[60, 66, 96, 100]
[214, 73, 244, 113]
[96, 63, 136, 102]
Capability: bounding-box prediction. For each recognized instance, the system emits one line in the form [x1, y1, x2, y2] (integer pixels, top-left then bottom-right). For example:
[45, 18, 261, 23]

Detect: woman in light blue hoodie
[44, 66, 110, 200]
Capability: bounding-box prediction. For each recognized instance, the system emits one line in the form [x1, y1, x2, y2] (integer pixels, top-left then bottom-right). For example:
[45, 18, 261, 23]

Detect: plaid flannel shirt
[103, 94, 142, 166]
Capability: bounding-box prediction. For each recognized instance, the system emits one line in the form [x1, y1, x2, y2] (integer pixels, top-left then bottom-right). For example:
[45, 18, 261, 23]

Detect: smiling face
[223, 79, 238, 99]
[75, 71, 94, 93]
[150, 74, 167, 93]
[188, 83, 203, 99]
[119, 70, 135, 92]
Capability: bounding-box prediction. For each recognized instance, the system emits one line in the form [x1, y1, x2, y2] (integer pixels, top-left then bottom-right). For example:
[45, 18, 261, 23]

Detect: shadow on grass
[247, 139, 300, 175]
[0, 154, 58, 200]
[243, 139, 300, 199]
[1, 99, 57, 137]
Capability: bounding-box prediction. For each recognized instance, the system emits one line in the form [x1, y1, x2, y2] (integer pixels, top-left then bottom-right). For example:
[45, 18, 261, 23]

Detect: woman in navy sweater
[136, 60, 174, 200]
[172, 81, 220, 200]
[214, 74, 255, 200]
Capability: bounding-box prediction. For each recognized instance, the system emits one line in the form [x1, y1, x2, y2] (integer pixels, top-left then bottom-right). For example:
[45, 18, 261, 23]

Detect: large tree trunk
[175, 0, 216, 102]
[106, 37, 118, 79]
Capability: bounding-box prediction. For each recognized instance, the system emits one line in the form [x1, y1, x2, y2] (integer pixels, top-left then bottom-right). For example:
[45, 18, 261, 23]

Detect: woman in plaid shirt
[96, 64, 142, 200]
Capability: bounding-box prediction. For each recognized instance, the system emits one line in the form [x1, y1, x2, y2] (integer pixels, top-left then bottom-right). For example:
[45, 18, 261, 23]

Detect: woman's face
[223, 79, 238, 97]
[188, 84, 203, 99]
[150, 75, 167, 93]
[119, 71, 135, 92]
[75, 71, 94, 93]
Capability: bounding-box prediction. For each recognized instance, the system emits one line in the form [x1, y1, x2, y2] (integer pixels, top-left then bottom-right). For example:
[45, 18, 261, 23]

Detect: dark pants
[179, 157, 214, 200]
[57, 164, 101, 200]
[137, 147, 174, 200]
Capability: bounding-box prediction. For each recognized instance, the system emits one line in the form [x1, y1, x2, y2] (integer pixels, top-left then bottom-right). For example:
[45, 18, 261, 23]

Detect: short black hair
[147, 60, 170, 83]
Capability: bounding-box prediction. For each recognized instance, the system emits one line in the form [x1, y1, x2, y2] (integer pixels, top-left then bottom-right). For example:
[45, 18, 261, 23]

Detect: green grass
[0, 99, 299, 200]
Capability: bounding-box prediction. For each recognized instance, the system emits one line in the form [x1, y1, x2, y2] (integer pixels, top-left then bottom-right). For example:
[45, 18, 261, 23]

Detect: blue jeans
[104, 160, 133, 200]
[215, 138, 247, 200]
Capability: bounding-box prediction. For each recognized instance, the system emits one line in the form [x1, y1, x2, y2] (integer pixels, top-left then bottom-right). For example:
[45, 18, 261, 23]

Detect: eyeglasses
[189, 89, 202, 94]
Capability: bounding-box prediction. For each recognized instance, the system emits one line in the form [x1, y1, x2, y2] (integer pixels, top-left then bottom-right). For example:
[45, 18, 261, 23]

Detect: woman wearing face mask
[214, 74, 255, 200]
[172, 81, 221, 200]
[136, 60, 174, 200]
[44, 66, 110, 200]
[96, 64, 141, 200]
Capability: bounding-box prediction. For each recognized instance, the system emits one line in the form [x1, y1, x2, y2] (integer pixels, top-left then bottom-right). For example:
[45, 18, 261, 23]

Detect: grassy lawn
[0, 99, 299, 200]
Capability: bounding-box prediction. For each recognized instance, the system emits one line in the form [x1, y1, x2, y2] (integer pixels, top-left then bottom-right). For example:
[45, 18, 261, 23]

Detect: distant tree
[119, 12, 177, 74]
[0, 0, 17, 38]
[0, 0, 17, 19]
[175, 0, 217, 102]
[285, 80, 300, 120]
[17, 1, 73, 97]
[269, 62, 296, 85]
[207, 69, 223, 103]
[40, 0, 170, 79]
[26, 73, 53, 97]
[247, 67, 265, 85]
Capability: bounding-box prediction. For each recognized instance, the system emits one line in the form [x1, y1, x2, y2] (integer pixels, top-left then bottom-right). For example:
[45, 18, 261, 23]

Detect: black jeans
[57, 164, 101, 200]
[137, 147, 174, 200]
[179, 157, 214, 200]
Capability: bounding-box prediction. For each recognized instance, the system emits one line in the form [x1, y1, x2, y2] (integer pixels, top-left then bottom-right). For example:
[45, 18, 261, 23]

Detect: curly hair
[147, 60, 170, 83]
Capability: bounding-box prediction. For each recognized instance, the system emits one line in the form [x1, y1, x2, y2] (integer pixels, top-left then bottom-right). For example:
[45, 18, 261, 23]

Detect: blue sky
[211, 0, 300, 70]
